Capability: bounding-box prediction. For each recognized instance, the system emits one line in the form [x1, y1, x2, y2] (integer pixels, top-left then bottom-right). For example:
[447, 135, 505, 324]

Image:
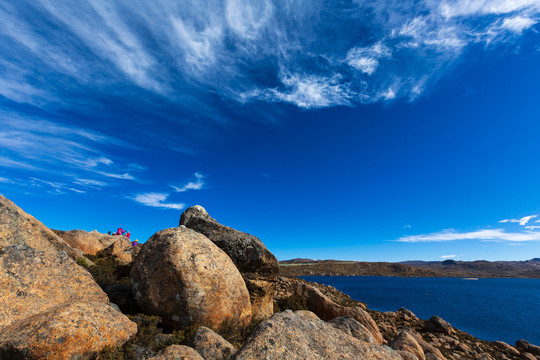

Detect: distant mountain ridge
[279, 258, 540, 278]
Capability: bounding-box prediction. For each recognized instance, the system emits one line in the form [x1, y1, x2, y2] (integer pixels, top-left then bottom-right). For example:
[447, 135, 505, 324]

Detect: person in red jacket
[126, 231, 131, 240]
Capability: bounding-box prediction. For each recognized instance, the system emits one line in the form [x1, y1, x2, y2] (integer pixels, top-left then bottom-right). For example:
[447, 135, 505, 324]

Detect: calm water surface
[301, 276, 540, 345]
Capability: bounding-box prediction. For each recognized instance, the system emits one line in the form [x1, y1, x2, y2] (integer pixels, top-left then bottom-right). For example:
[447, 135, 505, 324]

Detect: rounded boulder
[130, 226, 252, 330]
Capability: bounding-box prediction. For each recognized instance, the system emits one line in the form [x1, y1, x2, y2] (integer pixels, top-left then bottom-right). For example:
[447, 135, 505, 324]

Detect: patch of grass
[215, 316, 264, 349]
[85, 251, 132, 289]
[93, 314, 197, 360]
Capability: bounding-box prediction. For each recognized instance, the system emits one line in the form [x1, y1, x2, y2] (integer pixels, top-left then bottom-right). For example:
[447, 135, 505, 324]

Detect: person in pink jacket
[116, 228, 124, 235]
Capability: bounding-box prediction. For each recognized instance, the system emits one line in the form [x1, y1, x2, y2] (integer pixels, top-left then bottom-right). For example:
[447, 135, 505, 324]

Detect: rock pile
[179, 205, 279, 320]
[130, 226, 252, 330]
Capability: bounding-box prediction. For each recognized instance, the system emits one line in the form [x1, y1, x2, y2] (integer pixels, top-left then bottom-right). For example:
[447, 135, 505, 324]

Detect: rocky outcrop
[130, 226, 252, 330]
[149, 345, 204, 360]
[52, 229, 106, 255]
[179, 205, 278, 320]
[291, 281, 384, 344]
[389, 329, 426, 360]
[0, 244, 137, 358]
[0, 195, 83, 260]
[54, 229, 135, 263]
[192, 326, 236, 360]
[234, 310, 402, 360]
[0, 301, 136, 359]
[516, 340, 540, 356]
[328, 316, 376, 344]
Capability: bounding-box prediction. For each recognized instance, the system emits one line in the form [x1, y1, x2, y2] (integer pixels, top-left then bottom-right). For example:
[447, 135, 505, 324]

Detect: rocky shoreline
[1, 194, 539, 359]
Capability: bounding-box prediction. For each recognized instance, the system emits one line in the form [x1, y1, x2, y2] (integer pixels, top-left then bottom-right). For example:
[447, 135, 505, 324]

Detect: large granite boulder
[0, 244, 137, 358]
[149, 345, 204, 360]
[192, 326, 236, 360]
[52, 229, 106, 255]
[0, 301, 136, 359]
[389, 330, 426, 360]
[0, 195, 83, 259]
[130, 226, 252, 330]
[179, 205, 278, 320]
[234, 310, 402, 360]
[292, 281, 384, 344]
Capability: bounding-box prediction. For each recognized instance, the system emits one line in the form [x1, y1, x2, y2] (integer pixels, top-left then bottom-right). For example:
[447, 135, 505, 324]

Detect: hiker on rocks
[126, 231, 131, 240]
[116, 228, 124, 236]
[132, 239, 138, 247]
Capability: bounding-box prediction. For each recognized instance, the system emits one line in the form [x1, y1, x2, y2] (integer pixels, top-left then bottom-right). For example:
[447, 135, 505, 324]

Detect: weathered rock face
[389, 330, 426, 360]
[179, 205, 278, 320]
[105, 236, 132, 255]
[0, 244, 137, 358]
[192, 326, 236, 360]
[292, 281, 384, 344]
[130, 226, 252, 330]
[0, 301, 136, 360]
[0, 244, 108, 328]
[0, 195, 83, 259]
[149, 345, 205, 360]
[234, 310, 402, 360]
[52, 229, 106, 255]
[328, 316, 376, 344]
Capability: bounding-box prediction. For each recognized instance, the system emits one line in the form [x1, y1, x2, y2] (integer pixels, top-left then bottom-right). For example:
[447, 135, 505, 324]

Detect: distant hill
[280, 258, 540, 278]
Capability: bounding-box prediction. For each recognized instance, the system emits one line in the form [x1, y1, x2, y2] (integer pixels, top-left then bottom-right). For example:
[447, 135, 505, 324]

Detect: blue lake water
[301, 276, 540, 346]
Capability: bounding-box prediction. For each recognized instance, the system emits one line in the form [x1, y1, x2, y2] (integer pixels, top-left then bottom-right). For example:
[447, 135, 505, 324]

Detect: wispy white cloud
[171, 173, 206, 192]
[131, 192, 185, 210]
[403, 224, 412, 229]
[96, 172, 135, 180]
[74, 178, 108, 187]
[441, 254, 457, 259]
[395, 228, 540, 243]
[499, 215, 537, 225]
[0, 177, 11, 183]
[501, 15, 537, 33]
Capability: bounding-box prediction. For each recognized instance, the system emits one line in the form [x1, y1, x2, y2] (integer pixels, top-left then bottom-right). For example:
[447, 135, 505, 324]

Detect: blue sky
[1, 0, 540, 261]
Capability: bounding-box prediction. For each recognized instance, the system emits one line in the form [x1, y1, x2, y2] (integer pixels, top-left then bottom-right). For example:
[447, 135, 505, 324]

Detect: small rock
[389, 330, 425, 360]
[329, 316, 376, 344]
[492, 341, 520, 356]
[425, 315, 453, 335]
[398, 350, 420, 360]
[520, 353, 536, 360]
[149, 345, 204, 360]
[192, 326, 236, 360]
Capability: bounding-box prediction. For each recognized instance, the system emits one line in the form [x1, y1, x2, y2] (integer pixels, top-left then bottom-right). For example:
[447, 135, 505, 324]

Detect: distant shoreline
[279, 259, 540, 279]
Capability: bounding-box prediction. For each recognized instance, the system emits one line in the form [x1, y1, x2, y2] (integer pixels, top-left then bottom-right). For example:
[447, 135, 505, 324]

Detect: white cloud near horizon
[131, 192, 185, 210]
[171, 173, 206, 192]
[441, 254, 457, 259]
[499, 215, 537, 225]
[395, 228, 540, 243]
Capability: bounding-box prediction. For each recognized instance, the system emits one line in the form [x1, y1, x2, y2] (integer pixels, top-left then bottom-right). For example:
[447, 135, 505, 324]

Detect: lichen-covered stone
[425, 315, 453, 335]
[234, 310, 402, 360]
[130, 226, 251, 330]
[179, 205, 278, 320]
[0, 245, 108, 329]
[0, 302, 136, 360]
[192, 326, 236, 360]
